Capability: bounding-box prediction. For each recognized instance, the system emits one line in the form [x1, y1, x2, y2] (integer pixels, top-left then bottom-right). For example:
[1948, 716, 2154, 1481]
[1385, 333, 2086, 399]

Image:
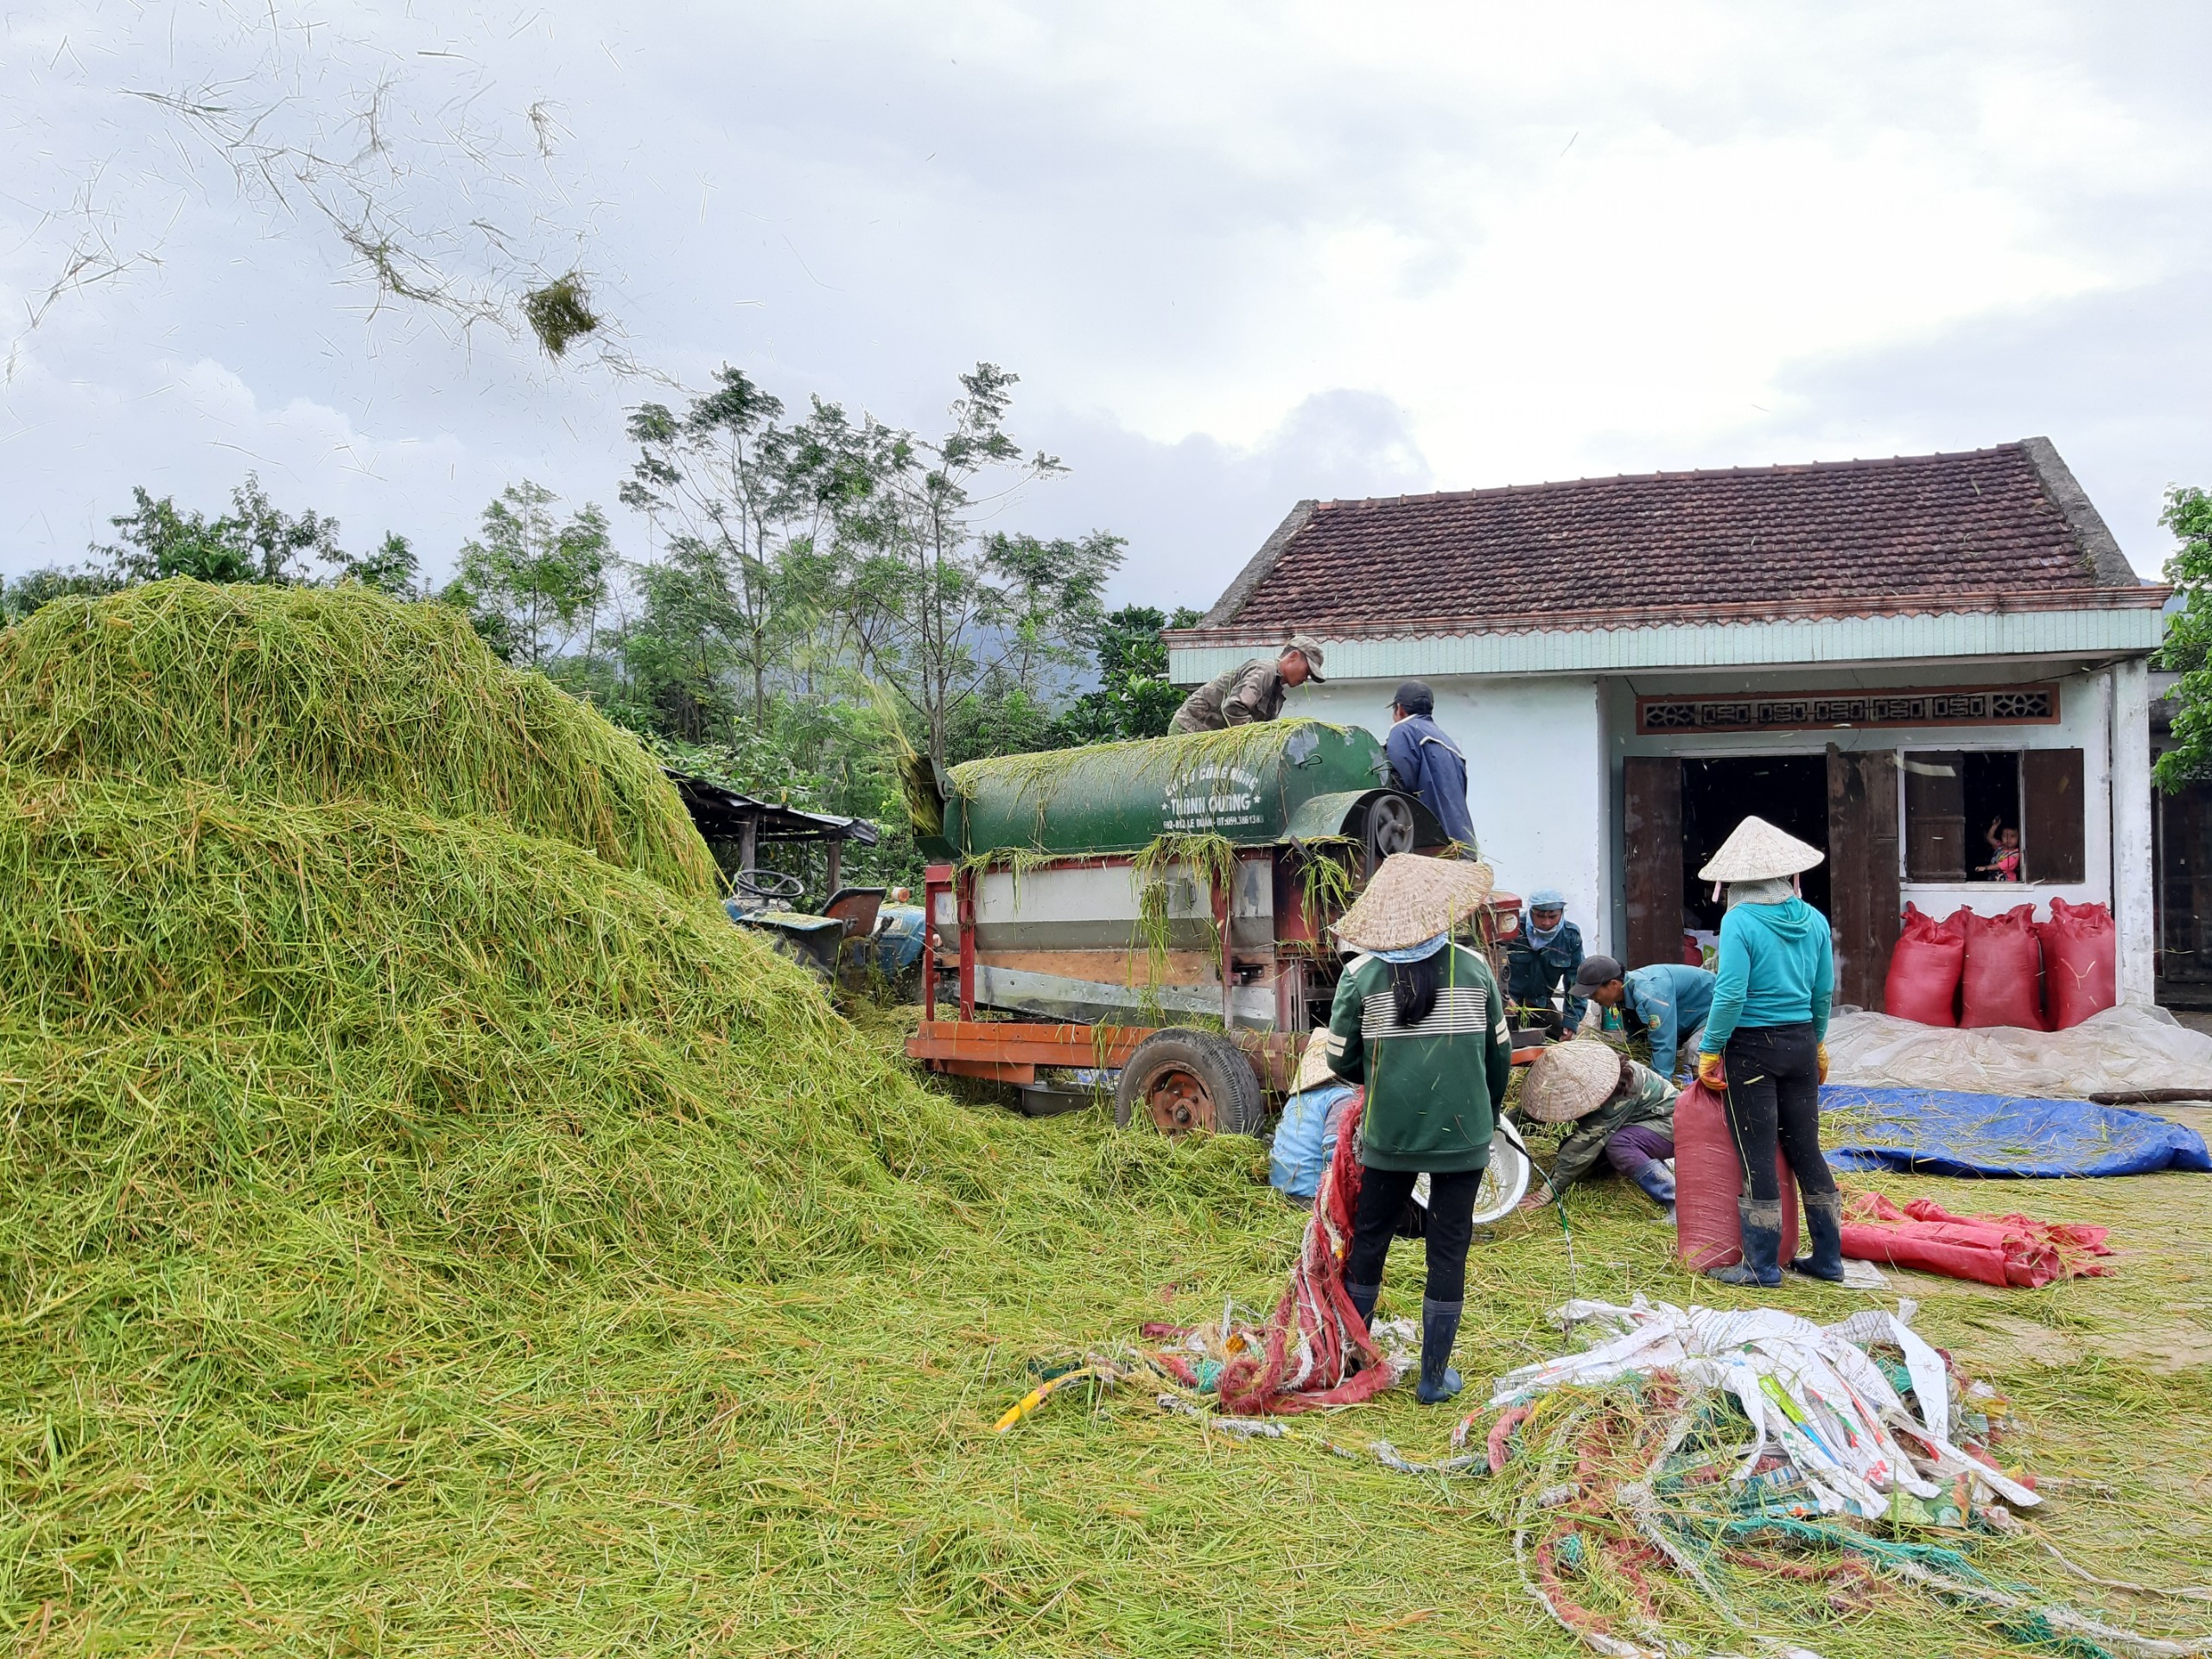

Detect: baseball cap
[1282, 634, 1327, 681]
[1575, 954, 1625, 988]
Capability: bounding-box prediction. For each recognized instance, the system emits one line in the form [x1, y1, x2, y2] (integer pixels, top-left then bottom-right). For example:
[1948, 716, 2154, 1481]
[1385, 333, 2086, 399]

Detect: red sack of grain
[1673, 1081, 1801, 1272]
[1883, 902, 1965, 1026]
[1959, 905, 2045, 1030]
[2037, 898, 2117, 1030]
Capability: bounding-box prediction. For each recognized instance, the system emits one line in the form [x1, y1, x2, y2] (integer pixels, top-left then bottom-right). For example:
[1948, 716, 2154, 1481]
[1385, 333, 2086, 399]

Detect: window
[1902, 748, 2084, 883]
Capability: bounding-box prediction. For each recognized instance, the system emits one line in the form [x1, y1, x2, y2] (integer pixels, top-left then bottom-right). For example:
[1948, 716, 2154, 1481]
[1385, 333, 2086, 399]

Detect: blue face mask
[1527, 910, 1566, 948]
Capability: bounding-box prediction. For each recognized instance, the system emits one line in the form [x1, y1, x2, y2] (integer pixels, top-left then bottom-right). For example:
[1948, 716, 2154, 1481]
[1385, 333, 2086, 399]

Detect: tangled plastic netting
[1464, 1298, 2212, 1659]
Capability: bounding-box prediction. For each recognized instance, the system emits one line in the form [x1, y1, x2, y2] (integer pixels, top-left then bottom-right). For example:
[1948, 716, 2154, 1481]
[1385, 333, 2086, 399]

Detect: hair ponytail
[1389, 952, 1441, 1027]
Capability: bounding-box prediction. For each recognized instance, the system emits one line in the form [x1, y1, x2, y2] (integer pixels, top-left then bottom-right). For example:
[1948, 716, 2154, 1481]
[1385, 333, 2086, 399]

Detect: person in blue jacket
[1503, 887, 1585, 1039]
[1692, 817, 1841, 1289]
[1574, 956, 1716, 1080]
[1383, 681, 1478, 850]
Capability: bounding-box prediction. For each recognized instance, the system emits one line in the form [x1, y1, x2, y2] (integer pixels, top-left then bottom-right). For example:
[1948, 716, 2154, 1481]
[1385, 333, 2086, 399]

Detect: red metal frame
[910, 854, 1543, 1097]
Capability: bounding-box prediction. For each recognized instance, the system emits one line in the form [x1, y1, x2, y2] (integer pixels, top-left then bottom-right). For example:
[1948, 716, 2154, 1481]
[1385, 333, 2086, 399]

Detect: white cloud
[3, 0, 2209, 594]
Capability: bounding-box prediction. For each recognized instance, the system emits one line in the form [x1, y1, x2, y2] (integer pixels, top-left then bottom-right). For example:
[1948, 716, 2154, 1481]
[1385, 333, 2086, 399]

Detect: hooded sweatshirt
[1699, 897, 1834, 1053]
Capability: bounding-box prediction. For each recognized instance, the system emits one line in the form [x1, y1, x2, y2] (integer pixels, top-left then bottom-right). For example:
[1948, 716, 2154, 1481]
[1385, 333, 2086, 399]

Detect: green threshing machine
[904, 720, 1520, 1135]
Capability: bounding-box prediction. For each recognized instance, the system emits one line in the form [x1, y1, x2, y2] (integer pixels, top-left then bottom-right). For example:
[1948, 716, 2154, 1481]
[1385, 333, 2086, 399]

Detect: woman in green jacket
[1325, 855, 1515, 1404]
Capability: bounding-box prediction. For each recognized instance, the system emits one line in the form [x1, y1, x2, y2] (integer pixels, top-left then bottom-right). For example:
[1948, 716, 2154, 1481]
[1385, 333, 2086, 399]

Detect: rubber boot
[1790, 1191, 1847, 1282]
[1414, 1298, 1465, 1404]
[1345, 1281, 1380, 1331]
[1629, 1160, 1677, 1218]
[1706, 1199, 1783, 1288]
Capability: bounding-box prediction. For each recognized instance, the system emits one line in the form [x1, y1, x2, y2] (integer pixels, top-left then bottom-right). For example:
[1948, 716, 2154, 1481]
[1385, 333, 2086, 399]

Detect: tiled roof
[1195, 439, 2149, 638]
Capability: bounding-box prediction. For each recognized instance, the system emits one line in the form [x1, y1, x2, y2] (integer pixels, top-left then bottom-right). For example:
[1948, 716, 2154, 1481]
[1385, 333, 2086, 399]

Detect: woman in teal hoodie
[1692, 817, 1842, 1288]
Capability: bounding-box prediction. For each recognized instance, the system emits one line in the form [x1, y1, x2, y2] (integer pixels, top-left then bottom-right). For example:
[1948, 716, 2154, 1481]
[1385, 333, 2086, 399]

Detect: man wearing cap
[1503, 888, 1585, 1040]
[1517, 1042, 1679, 1217]
[1168, 636, 1325, 734]
[1384, 680, 1477, 849]
[1573, 956, 1716, 1082]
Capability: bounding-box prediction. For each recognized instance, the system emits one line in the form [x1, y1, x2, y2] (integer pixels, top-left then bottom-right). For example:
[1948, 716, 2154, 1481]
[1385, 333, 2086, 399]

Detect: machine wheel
[1114, 1030, 1268, 1137]
[1363, 791, 1419, 868]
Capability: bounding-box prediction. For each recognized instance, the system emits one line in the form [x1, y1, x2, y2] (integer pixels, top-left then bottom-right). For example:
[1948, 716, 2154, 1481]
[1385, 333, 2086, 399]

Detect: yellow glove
[1816, 1043, 1830, 1084]
[1695, 1051, 1726, 1090]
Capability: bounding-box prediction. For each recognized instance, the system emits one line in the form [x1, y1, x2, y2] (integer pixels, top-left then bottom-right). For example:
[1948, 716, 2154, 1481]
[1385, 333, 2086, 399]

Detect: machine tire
[1114, 1030, 1268, 1137]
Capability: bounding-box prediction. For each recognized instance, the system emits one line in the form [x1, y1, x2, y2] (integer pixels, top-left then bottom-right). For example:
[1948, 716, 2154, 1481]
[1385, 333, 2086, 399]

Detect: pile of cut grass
[0, 579, 716, 898]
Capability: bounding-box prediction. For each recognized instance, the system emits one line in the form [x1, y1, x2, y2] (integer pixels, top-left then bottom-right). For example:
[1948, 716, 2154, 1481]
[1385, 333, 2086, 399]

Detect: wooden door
[1827, 746, 1901, 1009]
[1902, 750, 1966, 879]
[1623, 756, 1681, 969]
[2022, 748, 2086, 882]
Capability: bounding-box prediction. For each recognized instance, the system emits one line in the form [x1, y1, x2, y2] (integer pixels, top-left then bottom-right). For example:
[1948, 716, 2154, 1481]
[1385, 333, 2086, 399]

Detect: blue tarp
[1821, 1084, 2212, 1179]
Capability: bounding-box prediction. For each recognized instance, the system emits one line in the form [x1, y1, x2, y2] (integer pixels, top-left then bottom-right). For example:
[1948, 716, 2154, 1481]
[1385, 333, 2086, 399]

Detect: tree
[618, 370, 846, 729]
[835, 365, 1122, 764]
[446, 482, 612, 669]
[327, 532, 421, 597]
[2157, 485, 2212, 787]
[1049, 603, 1205, 745]
[0, 565, 124, 624]
[99, 474, 340, 585]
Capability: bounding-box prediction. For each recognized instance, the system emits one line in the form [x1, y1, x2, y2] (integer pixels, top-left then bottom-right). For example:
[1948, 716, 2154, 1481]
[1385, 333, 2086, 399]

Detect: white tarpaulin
[1825, 1004, 2212, 1100]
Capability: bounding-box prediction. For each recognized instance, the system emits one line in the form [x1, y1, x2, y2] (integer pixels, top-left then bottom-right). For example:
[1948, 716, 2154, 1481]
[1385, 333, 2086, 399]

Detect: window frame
[1894, 743, 2082, 887]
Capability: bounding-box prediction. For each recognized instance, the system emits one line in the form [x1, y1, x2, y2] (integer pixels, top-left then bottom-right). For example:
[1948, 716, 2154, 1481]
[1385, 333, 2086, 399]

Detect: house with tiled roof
[1167, 439, 2170, 1007]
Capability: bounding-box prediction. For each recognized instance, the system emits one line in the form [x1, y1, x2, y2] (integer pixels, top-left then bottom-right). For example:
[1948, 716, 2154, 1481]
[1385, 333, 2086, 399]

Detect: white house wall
[1284, 654, 2154, 997]
[1286, 676, 1611, 955]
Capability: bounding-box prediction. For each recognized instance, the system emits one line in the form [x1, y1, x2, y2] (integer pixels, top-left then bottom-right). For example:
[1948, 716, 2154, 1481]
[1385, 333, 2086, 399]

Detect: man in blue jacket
[1573, 956, 1716, 1081]
[1383, 681, 1477, 850]
[1503, 887, 1585, 1039]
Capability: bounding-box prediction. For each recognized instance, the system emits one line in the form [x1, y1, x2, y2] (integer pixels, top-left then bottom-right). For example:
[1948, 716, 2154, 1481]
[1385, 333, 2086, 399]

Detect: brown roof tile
[1200, 438, 2145, 635]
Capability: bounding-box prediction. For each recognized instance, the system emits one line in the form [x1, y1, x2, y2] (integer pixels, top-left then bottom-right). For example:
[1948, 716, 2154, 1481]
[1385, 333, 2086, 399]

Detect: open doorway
[1680, 756, 1831, 931]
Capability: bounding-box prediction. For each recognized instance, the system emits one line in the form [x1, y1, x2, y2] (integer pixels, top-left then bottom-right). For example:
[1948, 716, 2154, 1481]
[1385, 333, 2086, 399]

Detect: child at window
[1980, 818, 2023, 881]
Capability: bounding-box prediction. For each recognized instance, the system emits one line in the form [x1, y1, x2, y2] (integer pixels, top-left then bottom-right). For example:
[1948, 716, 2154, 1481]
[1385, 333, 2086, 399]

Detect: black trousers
[1719, 1021, 1836, 1205]
[1344, 1166, 1483, 1303]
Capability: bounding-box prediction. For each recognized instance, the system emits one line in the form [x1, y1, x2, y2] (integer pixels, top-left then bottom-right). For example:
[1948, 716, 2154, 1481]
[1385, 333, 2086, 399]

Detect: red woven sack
[1672, 1082, 1801, 1271]
[1883, 902, 1964, 1026]
[1840, 1192, 2114, 1288]
[1959, 904, 2044, 1030]
[2037, 898, 2116, 1030]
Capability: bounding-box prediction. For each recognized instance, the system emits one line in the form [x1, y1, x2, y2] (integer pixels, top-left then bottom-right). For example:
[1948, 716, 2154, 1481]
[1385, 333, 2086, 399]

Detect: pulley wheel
[1364, 791, 1419, 867]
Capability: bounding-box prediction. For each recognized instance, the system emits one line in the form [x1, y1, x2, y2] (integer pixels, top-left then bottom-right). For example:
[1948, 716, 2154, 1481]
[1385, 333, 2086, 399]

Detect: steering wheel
[734, 868, 806, 902]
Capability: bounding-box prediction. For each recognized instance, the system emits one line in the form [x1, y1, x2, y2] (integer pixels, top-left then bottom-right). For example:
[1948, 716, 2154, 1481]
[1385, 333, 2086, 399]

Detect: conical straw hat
[1695, 815, 1824, 883]
[1291, 1028, 1338, 1094]
[1332, 854, 1496, 953]
[1521, 1039, 1630, 1123]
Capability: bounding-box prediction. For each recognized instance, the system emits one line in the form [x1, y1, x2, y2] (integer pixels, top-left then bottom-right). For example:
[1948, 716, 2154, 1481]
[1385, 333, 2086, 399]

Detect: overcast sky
[5, 1, 2209, 606]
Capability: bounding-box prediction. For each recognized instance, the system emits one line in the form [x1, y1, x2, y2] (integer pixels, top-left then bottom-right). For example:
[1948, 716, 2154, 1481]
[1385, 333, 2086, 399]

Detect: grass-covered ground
[3, 581, 2208, 1656]
[8, 1034, 2209, 1657]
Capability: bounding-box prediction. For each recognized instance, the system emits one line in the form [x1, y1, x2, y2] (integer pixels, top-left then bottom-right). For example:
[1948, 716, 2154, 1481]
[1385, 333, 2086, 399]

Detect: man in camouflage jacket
[1169, 635, 1327, 734]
